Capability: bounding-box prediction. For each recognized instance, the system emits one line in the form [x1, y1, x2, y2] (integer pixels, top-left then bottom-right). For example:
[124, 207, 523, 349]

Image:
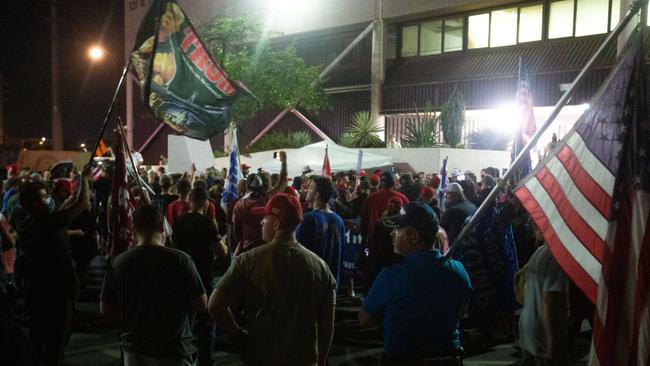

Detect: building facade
[124, 0, 643, 163]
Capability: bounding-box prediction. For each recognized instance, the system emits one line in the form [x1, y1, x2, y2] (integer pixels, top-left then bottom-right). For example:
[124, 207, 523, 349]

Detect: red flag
[322, 145, 331, 177]
[108, 131, 135, 258]
[514, 37, 649, 365]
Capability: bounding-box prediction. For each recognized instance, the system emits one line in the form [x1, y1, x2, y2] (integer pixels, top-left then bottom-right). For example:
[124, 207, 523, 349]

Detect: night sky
[1, 0, 124, 149]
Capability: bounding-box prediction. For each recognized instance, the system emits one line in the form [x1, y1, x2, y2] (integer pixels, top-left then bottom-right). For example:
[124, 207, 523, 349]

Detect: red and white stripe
[515, 130, 650, 365]
[590, 187, 650, 366]
[514, 132, 613, 303]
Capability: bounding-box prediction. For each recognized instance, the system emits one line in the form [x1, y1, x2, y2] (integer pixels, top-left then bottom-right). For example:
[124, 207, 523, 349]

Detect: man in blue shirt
[297, 176, 345, 287]
[359, 202, 472, 361]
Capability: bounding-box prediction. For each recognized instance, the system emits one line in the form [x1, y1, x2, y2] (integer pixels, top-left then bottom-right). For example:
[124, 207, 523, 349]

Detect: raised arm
[269, 151, 287, 195]
[61, 165, 92, 223]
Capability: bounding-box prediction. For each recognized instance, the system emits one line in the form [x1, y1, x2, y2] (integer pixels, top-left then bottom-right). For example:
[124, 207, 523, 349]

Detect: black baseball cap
[382, 202, 439, 234]
[380, 171, 395, 186]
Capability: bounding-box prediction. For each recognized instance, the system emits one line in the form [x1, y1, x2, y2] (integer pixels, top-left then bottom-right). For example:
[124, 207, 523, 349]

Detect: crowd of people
[0, 152, 588, 366]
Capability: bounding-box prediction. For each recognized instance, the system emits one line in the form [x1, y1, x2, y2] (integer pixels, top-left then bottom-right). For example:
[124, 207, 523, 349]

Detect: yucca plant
[340, 111, 384, 148]
[401, 102, 439, 147]
[288, 131, 312, 148]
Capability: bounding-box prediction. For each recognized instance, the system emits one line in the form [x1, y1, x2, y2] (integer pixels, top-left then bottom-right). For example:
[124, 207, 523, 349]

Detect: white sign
[167, 135, 215, 174]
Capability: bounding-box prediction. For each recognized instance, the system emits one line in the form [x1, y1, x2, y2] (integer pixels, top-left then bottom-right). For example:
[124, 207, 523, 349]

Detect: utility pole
[370, 0, 385, 140]
[51, 0, 64, 150]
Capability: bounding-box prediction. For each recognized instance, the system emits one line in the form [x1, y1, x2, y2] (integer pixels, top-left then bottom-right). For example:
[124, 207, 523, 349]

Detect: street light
[88, 45, 106, 61]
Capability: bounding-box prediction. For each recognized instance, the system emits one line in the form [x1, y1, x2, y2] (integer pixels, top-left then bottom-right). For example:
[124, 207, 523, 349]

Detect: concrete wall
[363, 148, 511, 175]
[213, 146, 511, 176]
[124, 0, 518, 57]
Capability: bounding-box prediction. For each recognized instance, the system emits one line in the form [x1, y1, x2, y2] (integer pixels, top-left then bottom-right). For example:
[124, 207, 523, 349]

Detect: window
[576, 0, 609, 36]
[468, 13, 489, 48]
[610, 0, 620, 30]
[401, 25, 418, 57]
[420, 20, 443, 55]
[519, 4, 543, 42]
[444, 17, 464, 52]
[490, 7, 517, 47]
[549, 0, 575, 39]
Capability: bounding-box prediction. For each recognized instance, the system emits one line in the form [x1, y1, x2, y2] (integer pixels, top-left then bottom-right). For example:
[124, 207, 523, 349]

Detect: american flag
[512, 56, 537, 178]
[221, 129, 242, 211]
[514, 35, 649, 366]
[108, 130, 134, 258]
[322, 145, 331, 177]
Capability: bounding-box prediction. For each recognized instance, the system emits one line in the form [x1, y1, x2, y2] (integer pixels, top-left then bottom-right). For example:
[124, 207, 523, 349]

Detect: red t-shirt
[232, 193, 269, 255]
[166, 199, 216, 229]
[360, 188, 409, 237]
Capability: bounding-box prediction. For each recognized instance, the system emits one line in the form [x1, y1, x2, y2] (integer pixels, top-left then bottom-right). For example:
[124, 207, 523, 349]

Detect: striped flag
[221, 129, 242, 211]
[322, 145, 331, 177]
[513, 35, 649, 366]
[512, 56, 536, 179]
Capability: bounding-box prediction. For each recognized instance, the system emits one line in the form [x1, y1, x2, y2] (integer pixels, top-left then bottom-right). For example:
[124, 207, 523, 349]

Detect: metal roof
[384, 34, 617, 87]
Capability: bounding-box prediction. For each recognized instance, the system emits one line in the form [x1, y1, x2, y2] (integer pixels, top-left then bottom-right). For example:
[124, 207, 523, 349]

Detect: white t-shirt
[518, 245, 570, 359]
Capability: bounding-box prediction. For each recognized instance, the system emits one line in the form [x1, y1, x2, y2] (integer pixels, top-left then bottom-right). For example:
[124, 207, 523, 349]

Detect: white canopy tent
[260, 141, 392, 177]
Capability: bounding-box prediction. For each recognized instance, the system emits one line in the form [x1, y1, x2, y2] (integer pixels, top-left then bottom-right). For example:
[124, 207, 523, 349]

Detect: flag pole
[87, 59, 132, 166]
[116, 116, 149, 204]
[446, 0, 643, 258]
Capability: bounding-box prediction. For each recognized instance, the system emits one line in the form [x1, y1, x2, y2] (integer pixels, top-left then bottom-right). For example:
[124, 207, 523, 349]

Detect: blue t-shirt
[362, 250, 472, 355]
[296, 210, 345, 287]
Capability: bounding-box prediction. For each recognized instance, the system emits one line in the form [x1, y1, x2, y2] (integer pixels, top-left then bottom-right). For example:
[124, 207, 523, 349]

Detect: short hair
[458, 180, 475, 197]
[176, 179, 191, 196]
[193, 179, 207, 190]
[400, 173, 413, 184]
[159, 175, 172, 189]
[312, 176, 335, 202]
[133, 204, 164, 235]
[189, 187, 208, 204]
[19, 181, 47, 212]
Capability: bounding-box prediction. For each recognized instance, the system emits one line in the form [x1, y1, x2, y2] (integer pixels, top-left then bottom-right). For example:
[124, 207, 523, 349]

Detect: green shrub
[440, 87, 466, 148]
[340, 111, 384, 148]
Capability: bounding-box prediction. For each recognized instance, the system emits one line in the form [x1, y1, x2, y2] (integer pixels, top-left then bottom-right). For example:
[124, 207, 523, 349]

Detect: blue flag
[457, 202, 520, 323]
[221, 129, 242, 211]
[438, 156, 448, 212]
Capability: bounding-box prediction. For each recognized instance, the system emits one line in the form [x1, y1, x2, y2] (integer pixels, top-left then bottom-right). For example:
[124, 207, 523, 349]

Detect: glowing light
[41, 137, 46, 142]
[88, 46, 106, 61]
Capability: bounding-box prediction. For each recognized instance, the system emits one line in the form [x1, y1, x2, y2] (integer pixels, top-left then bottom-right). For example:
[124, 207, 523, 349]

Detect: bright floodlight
[88, 46, 106, 61]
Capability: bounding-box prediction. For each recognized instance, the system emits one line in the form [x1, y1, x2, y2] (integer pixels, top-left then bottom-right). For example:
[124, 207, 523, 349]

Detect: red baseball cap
[241, 163, 251, 170]
[369, 174, 380, 185]
[419, 186, 436, 201]
[251, 193, 303, 226]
